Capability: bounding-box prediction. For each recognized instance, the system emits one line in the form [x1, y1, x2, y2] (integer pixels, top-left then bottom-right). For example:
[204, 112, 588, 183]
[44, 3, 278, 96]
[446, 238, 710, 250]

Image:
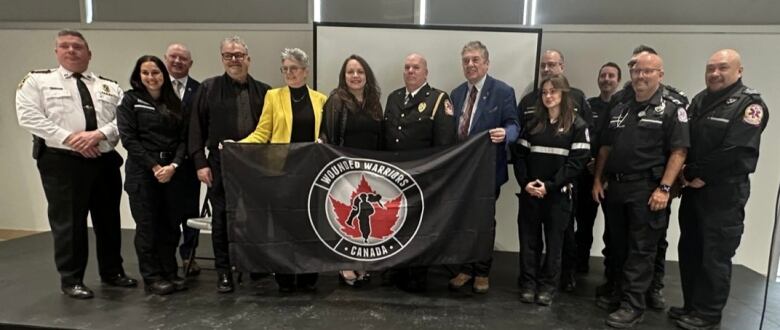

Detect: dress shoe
[667, 306, 689, 321]
[472, 276, 489, 294]
[101, 273, 138, 287]
[646, 288, 666, 310]
[448, 273, 473, 291]
[561, 273, 576, 292]
[167, 275, 188, 292]
[606, 304, 643, 328]
[61, 284, 94, 299]
[519, 288, 536, 304]
[676, 314, 720, 330]
[144, 280, 175, 295]
[217, 272, 234, 293]
[182, 260, 201, 277]
[536, 290, 554, 306]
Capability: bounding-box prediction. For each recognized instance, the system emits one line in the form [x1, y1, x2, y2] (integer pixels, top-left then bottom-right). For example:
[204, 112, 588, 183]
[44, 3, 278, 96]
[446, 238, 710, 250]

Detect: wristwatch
[658, 184, 672, 193]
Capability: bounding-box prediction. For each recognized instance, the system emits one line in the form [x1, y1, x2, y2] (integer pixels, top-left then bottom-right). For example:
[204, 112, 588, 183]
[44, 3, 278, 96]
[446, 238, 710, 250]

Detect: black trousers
[517, 190, 572, 292]
[678, 180, 749, 322]
[207, 149, 231, 271]
[36, 149, 125, 286]
[602, 179, 667, 311]
[125, 157, 185, 282]
[574, 173, 600, 270]
[176, 158, 201, 260]
[457, 189, 500, 277]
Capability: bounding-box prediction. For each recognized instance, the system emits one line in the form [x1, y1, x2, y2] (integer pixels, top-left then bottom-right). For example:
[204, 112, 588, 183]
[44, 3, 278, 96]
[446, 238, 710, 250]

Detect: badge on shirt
[444, 99, 454, 116]
[726, 97, 738, 105]
[654, 104, 664, 114]
[677, 107, 688, 123]
[418, 102, 427, 112]
[638, 110, 646, 118]
[743, 104, 764, 126]
[102, 84, 111, 94]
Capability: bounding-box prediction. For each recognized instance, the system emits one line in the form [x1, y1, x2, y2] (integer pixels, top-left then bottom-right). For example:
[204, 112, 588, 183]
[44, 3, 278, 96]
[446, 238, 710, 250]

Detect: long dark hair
[531, 75, 575, 135]
[129, 55, 182, 121]
[335, 54, 382, 120]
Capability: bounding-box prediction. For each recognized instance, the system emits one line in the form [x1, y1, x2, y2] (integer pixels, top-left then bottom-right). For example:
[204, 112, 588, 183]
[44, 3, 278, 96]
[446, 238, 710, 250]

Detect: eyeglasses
[540, 62, 561, 69]
[221, 52, 247, 61]
[280, 65, 302, 73]
[629, 68, 661, 76]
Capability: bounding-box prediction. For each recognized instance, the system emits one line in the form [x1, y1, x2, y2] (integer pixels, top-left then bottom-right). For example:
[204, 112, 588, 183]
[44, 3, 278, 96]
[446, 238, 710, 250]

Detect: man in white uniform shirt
[16, 30, 137, 299]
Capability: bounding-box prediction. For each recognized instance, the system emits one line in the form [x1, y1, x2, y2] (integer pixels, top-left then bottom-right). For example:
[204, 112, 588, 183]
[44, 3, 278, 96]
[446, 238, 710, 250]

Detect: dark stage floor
[0, 230, 773, 329]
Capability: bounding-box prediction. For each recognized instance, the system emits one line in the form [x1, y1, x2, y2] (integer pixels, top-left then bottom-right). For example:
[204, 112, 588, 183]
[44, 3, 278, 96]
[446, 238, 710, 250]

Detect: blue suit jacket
[451, 75, 519, 189]
[182, 76, 201, 111]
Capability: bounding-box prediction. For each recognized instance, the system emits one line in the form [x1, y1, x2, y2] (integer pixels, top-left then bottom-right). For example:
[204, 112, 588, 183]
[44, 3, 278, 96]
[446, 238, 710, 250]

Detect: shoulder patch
[743, 104, 764, 126]
[98, 75, 118, 84]
[677, 107, 688, 123]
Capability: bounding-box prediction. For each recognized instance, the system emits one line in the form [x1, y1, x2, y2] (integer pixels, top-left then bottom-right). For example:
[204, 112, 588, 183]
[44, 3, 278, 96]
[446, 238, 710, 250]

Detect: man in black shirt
[188, 36, 270, 293]
[671, 49, 768, 330]
[592, 53, 689, 328]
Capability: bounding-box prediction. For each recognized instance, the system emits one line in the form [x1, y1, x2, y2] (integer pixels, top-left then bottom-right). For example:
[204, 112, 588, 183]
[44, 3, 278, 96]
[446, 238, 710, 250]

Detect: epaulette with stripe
[29, 69, 53, 74]
[743, 88, 761, 96]
[98, 75, 118, 84]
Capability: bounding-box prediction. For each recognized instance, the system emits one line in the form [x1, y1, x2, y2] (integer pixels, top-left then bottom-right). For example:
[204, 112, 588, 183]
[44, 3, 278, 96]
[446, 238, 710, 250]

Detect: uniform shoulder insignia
[743, 88, 760, 96]
[743, 104, 764, 127]
[29, 69, 53, 74]
[98, 75, 118, 84]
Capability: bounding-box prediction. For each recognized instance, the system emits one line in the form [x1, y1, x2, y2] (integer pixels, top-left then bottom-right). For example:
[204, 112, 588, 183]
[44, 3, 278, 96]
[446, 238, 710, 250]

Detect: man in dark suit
[448, 41, 519, 294]
[164, 43, 203, 277]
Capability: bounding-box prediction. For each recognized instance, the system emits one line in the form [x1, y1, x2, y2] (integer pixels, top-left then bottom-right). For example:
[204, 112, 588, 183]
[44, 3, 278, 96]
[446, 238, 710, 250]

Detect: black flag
[222, 133, 496, 273]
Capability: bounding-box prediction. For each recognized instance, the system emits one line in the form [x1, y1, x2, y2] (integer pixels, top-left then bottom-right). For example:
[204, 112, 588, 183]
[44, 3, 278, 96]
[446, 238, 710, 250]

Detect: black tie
[72, 72, 97, 131]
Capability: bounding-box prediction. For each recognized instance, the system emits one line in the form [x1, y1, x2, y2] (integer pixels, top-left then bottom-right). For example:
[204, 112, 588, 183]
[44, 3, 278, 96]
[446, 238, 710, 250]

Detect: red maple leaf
[328, 175, 403, 240]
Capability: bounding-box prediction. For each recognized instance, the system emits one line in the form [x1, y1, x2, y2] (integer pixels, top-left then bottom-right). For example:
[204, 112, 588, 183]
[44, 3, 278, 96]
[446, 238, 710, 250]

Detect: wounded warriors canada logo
[308, 157, 424, 261]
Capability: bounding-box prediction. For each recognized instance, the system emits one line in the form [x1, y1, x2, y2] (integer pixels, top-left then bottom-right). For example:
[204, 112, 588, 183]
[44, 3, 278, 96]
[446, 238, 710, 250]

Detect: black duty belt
[606, 171, 654, 183]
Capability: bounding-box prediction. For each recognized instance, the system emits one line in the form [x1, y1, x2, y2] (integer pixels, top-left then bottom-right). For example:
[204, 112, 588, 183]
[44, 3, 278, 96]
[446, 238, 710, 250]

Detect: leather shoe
[182, 260, 201, 277]
[667, 306, 689, 321]
[217, 272, 234, 293]
[472, 276, 489, 294]
[606, 304, 643, 328]
[676, 314, 720, 330]
[167, 275, 187, 292]
[536, 290, 554, 306]
[101, 274, 138, 287]
[448, 273, 473, 291]
[519, 288, 535, 304]
[646, 288, 666, 310]
[61, 284, 94, 299]
[144, 280, 175, 295]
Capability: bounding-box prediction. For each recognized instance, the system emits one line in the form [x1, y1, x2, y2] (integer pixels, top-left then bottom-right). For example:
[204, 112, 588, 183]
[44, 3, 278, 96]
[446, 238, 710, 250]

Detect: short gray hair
[281, 48, 309, 68]
[462, 41, 489, 62]
[220, 36, 248, 54]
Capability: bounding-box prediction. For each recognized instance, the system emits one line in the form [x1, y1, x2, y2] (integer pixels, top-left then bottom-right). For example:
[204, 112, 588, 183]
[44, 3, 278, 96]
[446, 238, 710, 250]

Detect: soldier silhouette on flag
[347, 193, 383, 243]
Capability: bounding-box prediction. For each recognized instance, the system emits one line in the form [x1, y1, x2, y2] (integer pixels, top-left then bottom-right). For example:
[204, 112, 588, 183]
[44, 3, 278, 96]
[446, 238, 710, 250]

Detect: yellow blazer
[240, 86, 327, 143]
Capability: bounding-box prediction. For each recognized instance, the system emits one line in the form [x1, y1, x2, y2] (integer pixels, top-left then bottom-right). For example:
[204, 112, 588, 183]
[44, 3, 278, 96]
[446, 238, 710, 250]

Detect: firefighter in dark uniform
[596, 46, 689, 312]
[670, 49, 769, 330]
[513, 75, 590, 307]
[382, 53, 457, 292]
[592, 53, 689, 328]
[517, 50, 592, 292]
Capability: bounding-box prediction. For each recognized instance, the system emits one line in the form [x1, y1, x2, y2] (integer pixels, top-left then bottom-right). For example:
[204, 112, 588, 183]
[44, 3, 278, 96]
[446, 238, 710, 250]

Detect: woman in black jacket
[319, 54, 383, 286]
[513, 75, 590, 306]
[117, 55, 188, 295]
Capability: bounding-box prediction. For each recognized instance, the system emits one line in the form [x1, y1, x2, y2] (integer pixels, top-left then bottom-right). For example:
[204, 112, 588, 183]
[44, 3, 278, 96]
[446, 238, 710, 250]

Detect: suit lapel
[470, 76, 492, 133]
[281, 86, 292, 134]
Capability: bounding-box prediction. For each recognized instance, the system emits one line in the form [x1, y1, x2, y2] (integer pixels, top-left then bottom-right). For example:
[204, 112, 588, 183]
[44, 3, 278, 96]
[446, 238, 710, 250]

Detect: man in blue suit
[448, 41, 519, 293]
[164, 43, 202, 276]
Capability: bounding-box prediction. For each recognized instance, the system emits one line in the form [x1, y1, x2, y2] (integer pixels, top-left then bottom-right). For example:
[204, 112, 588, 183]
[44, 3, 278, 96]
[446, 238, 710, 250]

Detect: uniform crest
[726, 97, 738, 105]
[743, 104, 763, 126]
[308, 157, 423, 261]
[417, 102, 427, 112]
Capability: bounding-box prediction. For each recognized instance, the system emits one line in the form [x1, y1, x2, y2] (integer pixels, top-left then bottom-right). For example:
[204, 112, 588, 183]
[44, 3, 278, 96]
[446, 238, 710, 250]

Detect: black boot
[217, 271, 234, 293]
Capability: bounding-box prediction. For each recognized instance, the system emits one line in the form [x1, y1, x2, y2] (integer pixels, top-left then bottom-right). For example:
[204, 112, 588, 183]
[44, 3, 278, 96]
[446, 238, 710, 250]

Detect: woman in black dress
[117, 55, 189, 295]
[320, 54, 383, 286]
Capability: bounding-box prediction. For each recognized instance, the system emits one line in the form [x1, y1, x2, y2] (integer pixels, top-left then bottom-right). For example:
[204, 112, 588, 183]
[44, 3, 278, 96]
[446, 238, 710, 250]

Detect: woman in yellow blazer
[240, 48, 326, 293]
[240, 48, 327, 144]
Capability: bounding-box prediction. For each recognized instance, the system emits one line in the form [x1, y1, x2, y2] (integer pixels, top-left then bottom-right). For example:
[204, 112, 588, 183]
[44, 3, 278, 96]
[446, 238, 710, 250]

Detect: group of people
[15, 29, 767, 330]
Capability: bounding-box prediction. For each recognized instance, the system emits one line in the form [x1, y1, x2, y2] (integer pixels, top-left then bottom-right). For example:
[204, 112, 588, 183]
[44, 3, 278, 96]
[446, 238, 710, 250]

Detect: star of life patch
[743, 104, 763, 126]
[677, 107, 688, 123]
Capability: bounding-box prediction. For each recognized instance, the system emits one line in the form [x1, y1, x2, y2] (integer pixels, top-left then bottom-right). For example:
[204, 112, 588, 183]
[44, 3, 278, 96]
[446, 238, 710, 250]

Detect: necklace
[292, 93, 306, 103]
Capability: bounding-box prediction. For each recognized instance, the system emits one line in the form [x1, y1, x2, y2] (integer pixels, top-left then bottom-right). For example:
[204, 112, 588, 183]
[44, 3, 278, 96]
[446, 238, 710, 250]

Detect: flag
[222, 133, 496, 273]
